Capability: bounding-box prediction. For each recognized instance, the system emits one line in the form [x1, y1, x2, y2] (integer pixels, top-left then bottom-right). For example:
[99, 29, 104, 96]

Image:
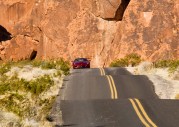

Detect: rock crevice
[0, 25, 12, 42]
[104, 0, 131, 21]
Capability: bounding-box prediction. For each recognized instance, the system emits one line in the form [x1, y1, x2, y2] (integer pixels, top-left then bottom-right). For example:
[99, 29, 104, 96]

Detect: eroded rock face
[110, 0, 179, 63]
[0, 0, 178, 67]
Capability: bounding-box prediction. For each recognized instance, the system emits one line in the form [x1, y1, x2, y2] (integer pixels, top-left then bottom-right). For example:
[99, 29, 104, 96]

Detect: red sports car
[72, 58, 90, 69]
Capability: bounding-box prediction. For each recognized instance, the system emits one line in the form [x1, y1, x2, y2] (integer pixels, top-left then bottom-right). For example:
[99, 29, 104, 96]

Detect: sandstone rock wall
[0, 0, 178, 67]
[110, 0, 179, 63]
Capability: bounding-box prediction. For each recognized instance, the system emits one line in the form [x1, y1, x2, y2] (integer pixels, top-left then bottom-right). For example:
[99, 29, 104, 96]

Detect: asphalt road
[53, 68, 179, 127]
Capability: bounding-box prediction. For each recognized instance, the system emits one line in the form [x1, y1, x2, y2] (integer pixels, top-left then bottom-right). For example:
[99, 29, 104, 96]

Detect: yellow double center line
[106, 75, 118, 99]
[129, 98, 157, 127]
[99, 68, 105, 75]
[99, 68, 157, 126]
[99, 68, 118, 99]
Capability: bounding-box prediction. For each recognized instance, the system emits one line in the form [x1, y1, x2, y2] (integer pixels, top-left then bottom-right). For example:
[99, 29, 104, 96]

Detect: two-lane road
[62, 68, 157, 100]
[54, 68, 179, 127]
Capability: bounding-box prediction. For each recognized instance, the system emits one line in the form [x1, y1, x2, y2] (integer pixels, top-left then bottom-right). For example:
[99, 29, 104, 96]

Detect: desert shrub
[0, 74, 54, 96]
[30, 60, 43, 67]
[126, 53, 142, 66]
[39, 96, 56, 115]
[54, 70, 62, 77]
[110, 53, 142, 67]
[154, 60, 172, 68]
[10, 60, 31, 68]
[168, 60, 179, 73]
[30, 59, 70, 75]
[60, 62, 70, 75]
[26, 75, 54, 96]
[0, 75, 28, 95]
[0, 60, 68, 119]
[1, 59, 70, 75]
[55, 59, 70, 75]
[110, 58, 129, 67]
[0, 93, 56, 118]
[0, 93, 25, 117]
[0, 62, 11, 75]
[41, 61, 56, 69]
[0, 83, 10, 95]
[0, 74, 55, 117]
[154, 60, 179, 73]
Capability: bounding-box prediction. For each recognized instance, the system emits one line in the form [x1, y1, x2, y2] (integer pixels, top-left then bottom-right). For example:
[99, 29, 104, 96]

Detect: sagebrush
[110, 53, 142, 67]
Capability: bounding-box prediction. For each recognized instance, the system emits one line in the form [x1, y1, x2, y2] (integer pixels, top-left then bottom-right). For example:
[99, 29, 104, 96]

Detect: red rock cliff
[0, 0, 178, 67]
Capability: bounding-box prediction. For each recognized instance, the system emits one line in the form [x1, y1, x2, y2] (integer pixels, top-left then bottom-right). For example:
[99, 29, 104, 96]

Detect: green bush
[30, 60, 43, 67]
[30, 59, 70, 75]
[0, 59, 70, 119]
[110, 58, 129, 67]
[60, 62, 70, 75]
[1, 59, 70, 75]
[10, 60, 31, 68]
[126, 53, 142, 66]
[55, 59, 70, 75]
[110, 53, 142, 67]
[0, 93, 25, 117]
[0, 78, 11, 94]
[0, 75, 28, 95]
[40, 96, 56, 115]
[26, 75, 54, 96]
[41, 61, 56, 69]
[54, 70, 62, 77]
[0, 62, 11, 75]
[0, 74, 55, 117]
[154, 60, 171, 68]
[154, 60, 179, 73]
[0, 74, 54, 96]
[168, 61, 179, 73]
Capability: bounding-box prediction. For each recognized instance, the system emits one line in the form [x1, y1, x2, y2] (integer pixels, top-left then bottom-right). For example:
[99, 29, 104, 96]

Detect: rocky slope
[0, 0, 178, 67]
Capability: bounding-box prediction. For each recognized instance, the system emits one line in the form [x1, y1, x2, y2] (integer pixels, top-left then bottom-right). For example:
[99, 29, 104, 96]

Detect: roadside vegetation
[0, 62, 11, 75]
[0, 58, 70, 75]
[110, 53, 179, 73]
[0, 74, 54, 96]
[153, 60, 179, 73]
[0, 59, 70, 126]
[109, 53, 142, 67]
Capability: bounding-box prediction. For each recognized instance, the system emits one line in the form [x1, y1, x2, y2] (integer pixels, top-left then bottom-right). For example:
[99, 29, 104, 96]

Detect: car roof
[74, 58, 88, 61]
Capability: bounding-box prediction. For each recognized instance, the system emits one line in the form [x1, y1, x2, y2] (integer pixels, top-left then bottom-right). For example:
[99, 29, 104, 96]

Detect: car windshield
[75, 58, 88, 62]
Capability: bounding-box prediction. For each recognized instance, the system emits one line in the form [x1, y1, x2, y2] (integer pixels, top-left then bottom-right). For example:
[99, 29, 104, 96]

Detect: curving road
[52, 68, 179, 127]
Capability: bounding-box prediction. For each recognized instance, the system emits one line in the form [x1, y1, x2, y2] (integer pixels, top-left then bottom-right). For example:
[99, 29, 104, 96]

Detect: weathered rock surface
[110, 0, 179, 63]
[0, 0, 178, 67]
